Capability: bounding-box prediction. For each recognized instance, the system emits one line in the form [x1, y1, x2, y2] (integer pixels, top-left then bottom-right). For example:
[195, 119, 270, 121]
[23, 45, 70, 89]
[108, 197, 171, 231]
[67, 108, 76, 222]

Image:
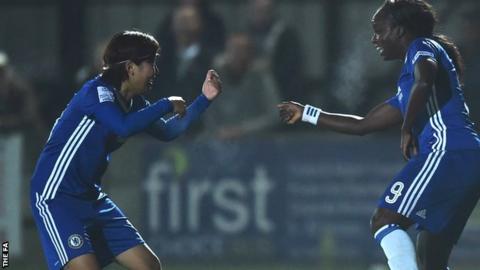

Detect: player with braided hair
[279, 1, 480, 269]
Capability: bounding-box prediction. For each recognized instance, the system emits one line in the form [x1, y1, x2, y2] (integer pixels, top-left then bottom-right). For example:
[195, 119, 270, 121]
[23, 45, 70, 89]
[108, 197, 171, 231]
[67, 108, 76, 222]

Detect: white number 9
[385, 181, 404, 204]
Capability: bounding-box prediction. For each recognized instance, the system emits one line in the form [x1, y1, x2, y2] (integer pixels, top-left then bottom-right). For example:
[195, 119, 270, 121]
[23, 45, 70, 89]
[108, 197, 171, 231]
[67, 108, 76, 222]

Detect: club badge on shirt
[97, 86, 115, 103]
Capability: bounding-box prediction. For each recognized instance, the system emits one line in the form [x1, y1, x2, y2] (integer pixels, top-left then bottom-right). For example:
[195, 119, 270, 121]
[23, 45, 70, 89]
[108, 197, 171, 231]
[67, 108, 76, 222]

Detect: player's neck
[115, 88, 132, 112]
[399, 34, 416, 59]
[119, 82, 134, 102]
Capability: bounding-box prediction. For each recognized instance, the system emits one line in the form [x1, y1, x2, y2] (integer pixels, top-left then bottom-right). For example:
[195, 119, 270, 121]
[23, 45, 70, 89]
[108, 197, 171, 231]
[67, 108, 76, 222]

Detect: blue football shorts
[378, 149, 480, 243]
[30, 192, 145, 270]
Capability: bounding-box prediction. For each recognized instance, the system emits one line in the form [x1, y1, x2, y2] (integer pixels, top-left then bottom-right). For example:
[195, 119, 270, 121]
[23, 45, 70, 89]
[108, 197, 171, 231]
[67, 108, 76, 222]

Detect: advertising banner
[141, 135, 480, 263]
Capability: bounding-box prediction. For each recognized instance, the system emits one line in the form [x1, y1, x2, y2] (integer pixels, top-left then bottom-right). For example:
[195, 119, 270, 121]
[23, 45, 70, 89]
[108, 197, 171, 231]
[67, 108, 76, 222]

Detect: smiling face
[102, 31, 160, 94]
[371, 9, 404, 61]
[127, 56, 158, 95]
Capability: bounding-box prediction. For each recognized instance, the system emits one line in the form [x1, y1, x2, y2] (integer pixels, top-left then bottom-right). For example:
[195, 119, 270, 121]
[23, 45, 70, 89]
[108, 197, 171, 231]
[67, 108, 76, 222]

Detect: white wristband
[302, 104, 321, 125]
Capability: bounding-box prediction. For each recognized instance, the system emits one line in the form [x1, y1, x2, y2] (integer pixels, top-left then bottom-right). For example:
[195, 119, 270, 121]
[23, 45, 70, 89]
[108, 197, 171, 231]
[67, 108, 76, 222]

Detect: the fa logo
[2, 241, 8, 268]
[67, 234, 83, 249]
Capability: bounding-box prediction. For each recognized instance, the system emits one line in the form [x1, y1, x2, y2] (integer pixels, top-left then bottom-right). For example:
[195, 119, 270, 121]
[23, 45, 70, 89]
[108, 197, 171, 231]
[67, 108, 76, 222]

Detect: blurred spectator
[156, 0, 226, 55]
[74, 39, 108, 89]
[246, 0, 305, 101]
[0, 51, 45, 134]
[459, 7, 480, 124]
[152, 4, 216, 105]
[203, 33, 281, 140]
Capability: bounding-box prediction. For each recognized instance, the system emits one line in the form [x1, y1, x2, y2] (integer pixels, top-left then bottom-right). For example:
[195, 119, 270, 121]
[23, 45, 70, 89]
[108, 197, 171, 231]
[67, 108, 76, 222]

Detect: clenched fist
[168, 96, 187, 117]
[202, 69, 222, 101]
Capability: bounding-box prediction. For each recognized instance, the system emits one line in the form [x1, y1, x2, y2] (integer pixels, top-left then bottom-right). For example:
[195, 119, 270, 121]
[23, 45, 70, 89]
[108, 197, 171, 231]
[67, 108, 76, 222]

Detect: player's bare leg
[115, 243, 161, 270]
[371, 207, 413, 234]
[416, 230, 453, 270]
[63, 254, 101, 270]
[371, 207, 418, 270]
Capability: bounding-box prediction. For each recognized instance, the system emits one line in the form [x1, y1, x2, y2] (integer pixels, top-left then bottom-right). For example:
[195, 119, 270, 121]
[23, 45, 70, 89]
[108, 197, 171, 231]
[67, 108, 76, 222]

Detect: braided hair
[378, 0, 464, 84]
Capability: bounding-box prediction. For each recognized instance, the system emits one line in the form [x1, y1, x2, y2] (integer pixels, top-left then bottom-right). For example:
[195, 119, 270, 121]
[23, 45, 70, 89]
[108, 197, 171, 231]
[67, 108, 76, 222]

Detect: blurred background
[1, 0, 480, 269]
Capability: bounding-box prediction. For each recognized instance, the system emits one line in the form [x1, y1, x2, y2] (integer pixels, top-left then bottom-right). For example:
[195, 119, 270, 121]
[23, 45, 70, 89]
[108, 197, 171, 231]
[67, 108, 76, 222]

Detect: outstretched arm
[278, 101, 402, 135]
[146, 69, 222, 141]
[146, 94, 209, 141]
[92, 98, 174, 138]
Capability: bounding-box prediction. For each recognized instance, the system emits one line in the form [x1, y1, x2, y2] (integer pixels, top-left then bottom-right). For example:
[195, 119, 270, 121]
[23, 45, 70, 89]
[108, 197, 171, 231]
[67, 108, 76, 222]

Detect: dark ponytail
[432, 34, 464, 85]
[380, 0, 464, 84]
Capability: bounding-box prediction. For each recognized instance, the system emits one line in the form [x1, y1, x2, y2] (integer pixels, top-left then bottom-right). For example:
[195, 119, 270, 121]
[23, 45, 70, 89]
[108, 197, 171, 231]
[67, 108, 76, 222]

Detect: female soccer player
[30, 31, 222, 270]
[278, 1, 480, 270]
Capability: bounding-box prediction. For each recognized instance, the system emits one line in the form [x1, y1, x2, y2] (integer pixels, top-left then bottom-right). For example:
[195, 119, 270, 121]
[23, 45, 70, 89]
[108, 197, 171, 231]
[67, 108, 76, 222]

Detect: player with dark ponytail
[30, 30, 222, 270]
[279, 1, 480, 269]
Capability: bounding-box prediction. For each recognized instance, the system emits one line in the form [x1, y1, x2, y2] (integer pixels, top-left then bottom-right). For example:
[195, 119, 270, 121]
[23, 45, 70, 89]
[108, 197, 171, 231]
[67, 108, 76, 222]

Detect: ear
[125, 61, 135, 77]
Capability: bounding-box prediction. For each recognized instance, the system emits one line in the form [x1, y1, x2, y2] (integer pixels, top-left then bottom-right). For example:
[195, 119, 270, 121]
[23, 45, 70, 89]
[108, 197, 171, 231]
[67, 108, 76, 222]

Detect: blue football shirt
[31, 76, 209, 200]
[387, 38, 480, 153]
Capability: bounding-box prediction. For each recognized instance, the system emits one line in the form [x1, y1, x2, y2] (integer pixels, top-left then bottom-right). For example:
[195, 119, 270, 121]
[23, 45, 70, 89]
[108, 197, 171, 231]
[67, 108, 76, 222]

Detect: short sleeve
[386, 95, 400, 109]
[409, 38, 437, 66]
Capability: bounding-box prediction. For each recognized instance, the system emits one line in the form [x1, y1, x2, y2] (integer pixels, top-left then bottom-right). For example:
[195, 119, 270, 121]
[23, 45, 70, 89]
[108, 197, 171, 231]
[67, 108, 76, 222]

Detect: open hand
[168, 96, 187, 118]
[202, 69, 222, 100]
[277, 101, 304, 124]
